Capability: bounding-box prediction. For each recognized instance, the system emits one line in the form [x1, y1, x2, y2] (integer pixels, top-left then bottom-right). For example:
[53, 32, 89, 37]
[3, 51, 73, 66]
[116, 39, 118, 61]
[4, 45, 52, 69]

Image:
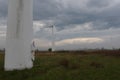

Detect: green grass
[0, 51, 120, 80]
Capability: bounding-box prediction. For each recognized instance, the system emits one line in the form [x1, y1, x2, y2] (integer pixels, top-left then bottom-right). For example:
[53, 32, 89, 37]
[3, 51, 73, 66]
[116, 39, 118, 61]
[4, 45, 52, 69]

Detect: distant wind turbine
[48, 25, 55, 52]
[39, 25, 56, 52]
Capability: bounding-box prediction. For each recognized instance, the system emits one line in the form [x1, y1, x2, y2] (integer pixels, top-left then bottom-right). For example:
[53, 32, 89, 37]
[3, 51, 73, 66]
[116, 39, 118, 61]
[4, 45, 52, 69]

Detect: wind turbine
[5, 0, 33, 71]
[48, 25, 55, 52]
[39, 25, 56, 52]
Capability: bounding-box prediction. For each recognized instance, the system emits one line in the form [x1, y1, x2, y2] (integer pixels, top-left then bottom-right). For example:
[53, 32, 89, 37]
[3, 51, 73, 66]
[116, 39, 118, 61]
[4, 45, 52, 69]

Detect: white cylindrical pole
[5, 0, 33, 71]
[51, 25, 55, 52]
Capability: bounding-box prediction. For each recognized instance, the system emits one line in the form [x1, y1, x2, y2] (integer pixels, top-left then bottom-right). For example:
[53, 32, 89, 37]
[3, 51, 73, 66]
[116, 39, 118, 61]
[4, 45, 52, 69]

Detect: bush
[48, 48, 52, 52]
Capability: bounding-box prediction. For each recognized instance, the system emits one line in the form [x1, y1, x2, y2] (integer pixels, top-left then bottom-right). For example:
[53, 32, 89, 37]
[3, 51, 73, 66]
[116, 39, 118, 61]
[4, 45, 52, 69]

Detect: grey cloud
[33, 0, 120, 30]
[33, 0, 62, 20]
[0, 0, 120, 49]
[1, 0, 120, 31]
[0, 0, 8, 18]
[87, 0, 110, 8]
[0, 0, 120, 34]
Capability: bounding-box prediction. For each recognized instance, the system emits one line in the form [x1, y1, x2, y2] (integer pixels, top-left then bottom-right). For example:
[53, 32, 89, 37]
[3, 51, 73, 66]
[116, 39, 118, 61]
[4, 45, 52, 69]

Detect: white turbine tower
[49, 25, 55, 52]
[40, 25, 56, 51]
[5, 0, 33, 71]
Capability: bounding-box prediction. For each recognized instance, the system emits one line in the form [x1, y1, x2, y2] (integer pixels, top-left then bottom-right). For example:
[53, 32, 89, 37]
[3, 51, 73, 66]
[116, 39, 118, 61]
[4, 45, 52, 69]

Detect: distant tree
[118, 48, 120, 51]
[48, 48, 52, 52]
[101, 47, 104, 50]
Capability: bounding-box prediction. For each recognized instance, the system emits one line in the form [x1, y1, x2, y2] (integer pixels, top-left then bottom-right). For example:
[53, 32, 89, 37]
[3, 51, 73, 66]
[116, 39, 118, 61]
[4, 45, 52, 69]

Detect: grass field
[0, 50, 120, 80]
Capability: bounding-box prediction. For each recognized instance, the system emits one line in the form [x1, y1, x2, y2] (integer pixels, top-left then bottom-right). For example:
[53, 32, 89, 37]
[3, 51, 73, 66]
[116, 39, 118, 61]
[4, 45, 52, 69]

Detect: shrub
[48, 48, 52, 52]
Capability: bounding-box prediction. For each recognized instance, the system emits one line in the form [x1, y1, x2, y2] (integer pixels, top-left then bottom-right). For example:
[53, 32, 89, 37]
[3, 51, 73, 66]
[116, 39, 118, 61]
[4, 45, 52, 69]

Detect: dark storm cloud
[33, 0, 120, 30]
[0, 0, 120, 30]
[1, 0, 120, 49]
[87, 0, 110, 8]
[33, 0, 62, 20]
[0, 0, 8, 18]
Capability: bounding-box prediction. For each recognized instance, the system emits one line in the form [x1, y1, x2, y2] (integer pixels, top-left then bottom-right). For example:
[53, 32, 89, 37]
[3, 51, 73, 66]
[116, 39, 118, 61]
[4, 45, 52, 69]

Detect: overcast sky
[0, 0, 120, 50]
